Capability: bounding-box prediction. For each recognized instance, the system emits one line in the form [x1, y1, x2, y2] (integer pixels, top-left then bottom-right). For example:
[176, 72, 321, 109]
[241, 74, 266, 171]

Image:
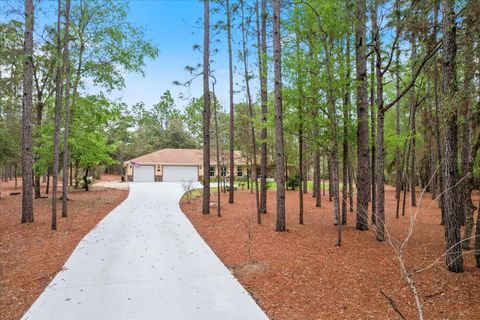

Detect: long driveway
[22, 182, 268, 320]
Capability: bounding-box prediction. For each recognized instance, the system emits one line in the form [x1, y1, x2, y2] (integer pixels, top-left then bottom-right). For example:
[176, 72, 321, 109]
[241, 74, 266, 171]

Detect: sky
[0, 0, 250, 111]
[109, 0, 234, 110]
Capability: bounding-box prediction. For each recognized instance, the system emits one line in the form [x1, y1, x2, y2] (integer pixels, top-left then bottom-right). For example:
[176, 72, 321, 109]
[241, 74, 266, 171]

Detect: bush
[266, 180, 273, 190]
[287, 175, 300, 190]
[76, 176, 94, 189]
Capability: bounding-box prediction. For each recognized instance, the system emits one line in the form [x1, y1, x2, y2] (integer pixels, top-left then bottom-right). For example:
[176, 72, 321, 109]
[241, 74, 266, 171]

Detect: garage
[133, 165, 155, 182]
[163, 165, 198, 182]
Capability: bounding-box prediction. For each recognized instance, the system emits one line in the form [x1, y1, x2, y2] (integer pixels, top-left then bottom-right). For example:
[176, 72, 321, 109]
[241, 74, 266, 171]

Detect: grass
[181, 187, 218, 201]
[181, 181, 333, 200]
[254, 180, 330, 192]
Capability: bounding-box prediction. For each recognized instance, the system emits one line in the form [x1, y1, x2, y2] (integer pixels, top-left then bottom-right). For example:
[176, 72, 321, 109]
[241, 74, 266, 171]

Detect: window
[209, 166, 215, 177]
[220, 166, 227, 177]
[237, 166, 243, 177]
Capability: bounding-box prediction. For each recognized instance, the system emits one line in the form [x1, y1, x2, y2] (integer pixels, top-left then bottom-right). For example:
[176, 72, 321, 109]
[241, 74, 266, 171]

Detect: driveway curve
[22, 182, 268, 320]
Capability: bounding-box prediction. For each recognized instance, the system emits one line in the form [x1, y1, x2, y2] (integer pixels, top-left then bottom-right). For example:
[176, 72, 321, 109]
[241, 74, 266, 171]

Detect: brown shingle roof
[124, 148, 246, 166]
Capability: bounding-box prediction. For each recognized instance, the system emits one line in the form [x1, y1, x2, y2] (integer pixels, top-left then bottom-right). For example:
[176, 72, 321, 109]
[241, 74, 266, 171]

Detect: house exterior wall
[125, 162, 251, 182]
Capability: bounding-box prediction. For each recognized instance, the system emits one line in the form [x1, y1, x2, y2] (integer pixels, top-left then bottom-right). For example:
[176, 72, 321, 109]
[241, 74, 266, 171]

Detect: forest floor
[0, 176, 128, 320]
[181, 186, 480, 320]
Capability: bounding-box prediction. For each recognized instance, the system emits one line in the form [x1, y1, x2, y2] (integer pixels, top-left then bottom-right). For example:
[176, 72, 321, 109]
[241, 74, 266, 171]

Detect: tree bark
[372, 0, 385, 241]
[394, 2, 402, 202]
[273, 0, 286, 232]
[460, 0, 477, 249]
[441, 0, 463, 273]
[433, 1, 446, 224]
[46, 168, 50, 194]
[21, 0, 35, 224]
[61, 0, 72, 218]
[226, 0, 235, 205]
[369, 39, 376, 225]
[354, 0, 369, 231]
[51, 0, 64, 231]
[83, 167, 89, 191]
[314, 150, 321, 207]
[259, 0, 268, 213]
[409, 31, 417, 208]
[342, 33, 351, 225]
[241, 0, 260, 221]
[348, 159, 354, 212]
[212, 81, 221, 218]
[202, 0, 211, 214]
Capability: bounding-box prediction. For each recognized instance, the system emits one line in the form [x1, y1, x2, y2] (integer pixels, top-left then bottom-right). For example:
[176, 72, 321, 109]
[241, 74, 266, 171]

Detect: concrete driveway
[22, 182, 268, 320]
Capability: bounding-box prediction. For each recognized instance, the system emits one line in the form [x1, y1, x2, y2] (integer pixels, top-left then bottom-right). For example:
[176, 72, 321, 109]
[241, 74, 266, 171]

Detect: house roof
[124, 148, 247, 166]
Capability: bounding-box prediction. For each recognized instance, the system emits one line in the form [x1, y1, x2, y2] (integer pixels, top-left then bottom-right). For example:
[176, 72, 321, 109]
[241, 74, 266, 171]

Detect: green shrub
[287, 175, 300, 190]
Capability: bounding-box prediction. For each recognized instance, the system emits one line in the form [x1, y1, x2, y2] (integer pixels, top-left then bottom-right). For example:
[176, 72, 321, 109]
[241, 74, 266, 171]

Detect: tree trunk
[14, 164, 18, 189]
[460, 1, 477, 249]
[302, 144, 307, 194]
[372, 1, 385, 241]
[342, 33, 351, 225]
[441, 0, 463, 273]
[258, 0, 268, 213]
[51, 0, 64, 231]
[314, 150, 321, 207]
[322, 156, 326, 196]
[69, 162, 73, 186]
[348, 159, 354, 212]
[273, 0, 286, 232]
[21, 0, 35, 224]
[241, 0, 260, 221]
[84, 167, 89, 191]
[298, 124, 304, 224]
[394, 2, 402, 202]
[326, 40, 341, 242]
[61, 0, 72, 218]
[46, 168, 50, 195]
[409, 32, 417, 208]
[293, 11, 303, 224]
[433, 1, 446, 224]
[312, 154, 317, 198]
[226, 0, 235, 205]
[354, 0, 369, 231]
[212, 82, 222, 218]
[34, 101, 43, 199]
[328, 156, 332, 201]
[369, 40, 376, 225]
[202, 0, 211, 214]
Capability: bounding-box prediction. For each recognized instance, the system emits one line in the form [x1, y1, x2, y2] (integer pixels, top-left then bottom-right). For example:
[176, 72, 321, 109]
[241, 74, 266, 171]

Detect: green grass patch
[181, 187, 218, 201]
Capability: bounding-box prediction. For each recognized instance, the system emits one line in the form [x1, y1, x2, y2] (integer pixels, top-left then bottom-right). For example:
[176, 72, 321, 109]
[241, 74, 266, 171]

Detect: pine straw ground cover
[181, 187, 480, 320]
[0, 177, 128, 320]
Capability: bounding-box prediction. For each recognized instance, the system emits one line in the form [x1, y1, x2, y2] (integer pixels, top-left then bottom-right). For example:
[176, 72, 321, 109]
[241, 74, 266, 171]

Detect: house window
[220, 166, 227, 177]
[237, 166, 243, 177]
[209, 166, 215, 177]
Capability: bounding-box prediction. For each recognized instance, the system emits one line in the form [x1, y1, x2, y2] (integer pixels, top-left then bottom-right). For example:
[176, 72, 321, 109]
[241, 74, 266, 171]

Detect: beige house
[124, 148, 249, 182]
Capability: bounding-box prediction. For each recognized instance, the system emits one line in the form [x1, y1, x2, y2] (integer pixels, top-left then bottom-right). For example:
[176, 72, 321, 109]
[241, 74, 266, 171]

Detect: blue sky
[109, 0, 247, 111]
[1, 0, 251, 111]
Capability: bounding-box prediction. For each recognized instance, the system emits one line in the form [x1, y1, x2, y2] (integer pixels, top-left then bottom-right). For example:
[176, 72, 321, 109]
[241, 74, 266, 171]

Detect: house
[124, 148, 249, 182]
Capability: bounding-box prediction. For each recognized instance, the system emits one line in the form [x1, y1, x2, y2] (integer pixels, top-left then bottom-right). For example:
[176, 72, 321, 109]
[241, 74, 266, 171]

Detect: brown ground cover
[0, 176, 128, 320]
[181, 187, 480, 320]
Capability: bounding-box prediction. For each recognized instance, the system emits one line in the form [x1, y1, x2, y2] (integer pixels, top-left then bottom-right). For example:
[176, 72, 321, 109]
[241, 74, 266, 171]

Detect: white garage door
[163, 166, 198, 182]
[133, 165, 155, 182]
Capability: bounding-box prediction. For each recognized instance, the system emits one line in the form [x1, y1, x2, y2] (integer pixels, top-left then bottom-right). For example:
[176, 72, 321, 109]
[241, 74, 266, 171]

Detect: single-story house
[124, 148, 250, 182]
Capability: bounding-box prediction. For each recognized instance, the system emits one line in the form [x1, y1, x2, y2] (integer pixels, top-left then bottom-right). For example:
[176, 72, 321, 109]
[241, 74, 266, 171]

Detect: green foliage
[70, 0, 159, 91]
[287, 174, 300, 190]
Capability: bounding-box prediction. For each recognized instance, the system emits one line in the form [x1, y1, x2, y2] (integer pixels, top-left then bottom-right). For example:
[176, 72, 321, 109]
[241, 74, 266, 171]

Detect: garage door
[133, 165, 155, 182]
[163, 166, 198, 182]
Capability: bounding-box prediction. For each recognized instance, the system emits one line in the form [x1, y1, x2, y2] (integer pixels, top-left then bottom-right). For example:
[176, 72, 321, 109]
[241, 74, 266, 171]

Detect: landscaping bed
[181, 187, 480, 319]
